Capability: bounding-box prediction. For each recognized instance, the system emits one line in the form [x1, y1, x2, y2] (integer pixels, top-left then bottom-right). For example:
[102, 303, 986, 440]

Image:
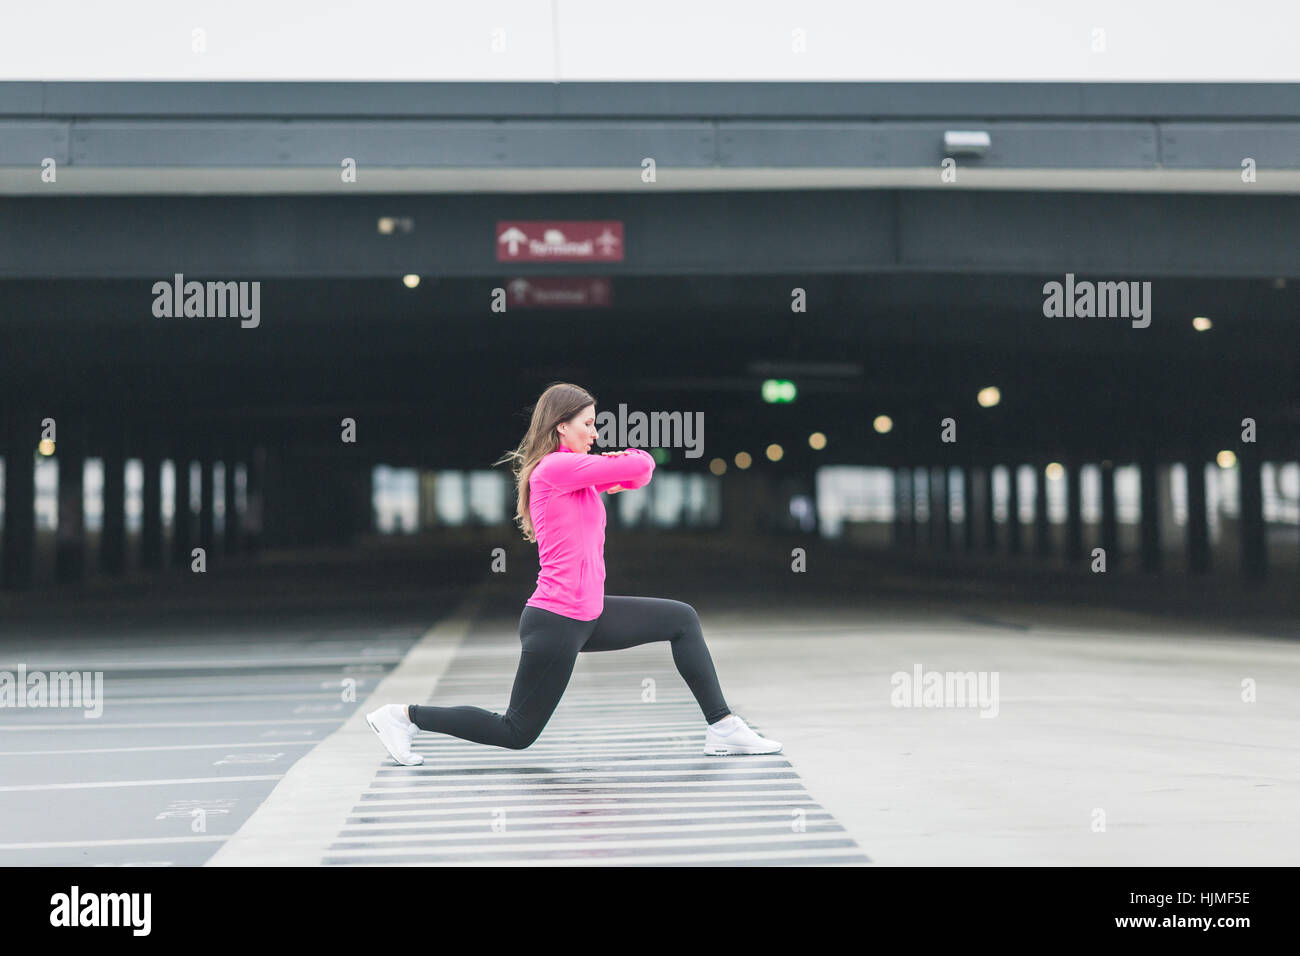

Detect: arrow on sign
[498, 227, 528, 256]
[595, 229, 621, 255]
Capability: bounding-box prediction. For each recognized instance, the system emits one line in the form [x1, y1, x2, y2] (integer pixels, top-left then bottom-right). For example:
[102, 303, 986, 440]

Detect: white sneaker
[703, 714, 782, 755]
[365, 703, 423, 766]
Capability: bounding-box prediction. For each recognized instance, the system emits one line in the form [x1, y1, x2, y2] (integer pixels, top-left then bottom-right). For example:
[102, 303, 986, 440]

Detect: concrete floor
[698, 601, 1299, 865]
[3, 532, 1297, 865]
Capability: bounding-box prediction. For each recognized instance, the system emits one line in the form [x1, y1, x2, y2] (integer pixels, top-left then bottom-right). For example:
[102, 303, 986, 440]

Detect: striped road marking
[323, 614, 870, 866]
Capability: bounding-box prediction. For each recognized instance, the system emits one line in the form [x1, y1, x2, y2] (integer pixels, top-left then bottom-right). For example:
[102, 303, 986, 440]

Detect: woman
[366, 382, 781, 765]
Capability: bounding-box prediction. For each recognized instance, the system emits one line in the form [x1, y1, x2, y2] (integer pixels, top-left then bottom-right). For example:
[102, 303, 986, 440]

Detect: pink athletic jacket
[525, 445, 656, 621]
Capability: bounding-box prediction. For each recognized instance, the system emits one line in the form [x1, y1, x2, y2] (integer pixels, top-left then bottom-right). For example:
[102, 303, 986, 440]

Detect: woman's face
[557, 404, 597, 453]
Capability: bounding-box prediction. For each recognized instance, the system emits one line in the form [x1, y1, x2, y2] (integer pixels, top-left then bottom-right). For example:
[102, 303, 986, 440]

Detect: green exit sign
[761, 379, 797, 403]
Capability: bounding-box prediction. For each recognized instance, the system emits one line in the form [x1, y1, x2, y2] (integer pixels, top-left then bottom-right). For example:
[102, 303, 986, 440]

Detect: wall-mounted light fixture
[943, 130, 991, 157]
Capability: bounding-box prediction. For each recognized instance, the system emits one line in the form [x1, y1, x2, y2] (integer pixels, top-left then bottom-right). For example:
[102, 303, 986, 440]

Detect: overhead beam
[2, 189, 1299, 279]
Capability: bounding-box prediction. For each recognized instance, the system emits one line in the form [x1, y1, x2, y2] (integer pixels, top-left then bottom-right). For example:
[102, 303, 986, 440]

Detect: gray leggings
[408, 595, 731, 749]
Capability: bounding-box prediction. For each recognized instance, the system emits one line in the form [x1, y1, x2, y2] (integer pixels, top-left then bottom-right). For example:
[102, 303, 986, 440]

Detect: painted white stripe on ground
[346, 788, 811, 809]
[319, 833, 856, 855]
[0, 775, 285, 792]
[0, 656, 402, 670]
[361, 780, 801, 796]
[342, 809, 822, 828]
[78, 693, 359, 705]
[3, 719, 342, 731]
[322, 847, 869, 866]
[407, 748, 712, 758]
[0, 741, 319, 757]
[0, 835, 230, 850]
[366, 767, 793, 783]
[343, 800, 817, 819]
[403, 749, 710, 759]
[328, 824, 847, 845]
[375, 756, 789, 769]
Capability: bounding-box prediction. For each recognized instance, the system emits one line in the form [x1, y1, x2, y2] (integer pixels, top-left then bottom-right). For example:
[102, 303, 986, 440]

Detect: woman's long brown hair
[493, 382, 596, 543]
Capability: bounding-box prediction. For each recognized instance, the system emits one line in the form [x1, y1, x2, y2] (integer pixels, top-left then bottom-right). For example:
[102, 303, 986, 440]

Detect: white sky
[2, 1, 1297, 82]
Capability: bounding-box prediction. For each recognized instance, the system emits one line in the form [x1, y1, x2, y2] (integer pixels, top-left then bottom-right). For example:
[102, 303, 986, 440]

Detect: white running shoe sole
[703, 722, 783, 755]
[703, 740, 783, 755]
[366, 709, 424, 766]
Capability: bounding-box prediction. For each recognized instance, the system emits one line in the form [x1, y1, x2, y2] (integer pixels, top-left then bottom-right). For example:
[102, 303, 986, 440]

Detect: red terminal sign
[496, 221, 624, 262]
[505, 277, 612, 308]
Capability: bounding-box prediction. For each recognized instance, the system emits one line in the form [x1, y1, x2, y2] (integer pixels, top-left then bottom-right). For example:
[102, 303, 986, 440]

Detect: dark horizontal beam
[2, 190, 1299, 279]
[6, 119, 1300, 171]
[3, 81, 1300, 120]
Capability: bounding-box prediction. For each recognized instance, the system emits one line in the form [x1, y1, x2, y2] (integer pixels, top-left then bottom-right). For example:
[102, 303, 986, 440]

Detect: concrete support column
[140, 449, 163, 570]
[55, 424, 86, 584]
[1065, 459, 1084, 563]
[1238, 443, 1266, 581]
[962, 464, 976, 552]
[100, 426, 127, 575]
[1007, 464, 1023, 555]
[982, 465, 997, 553]
[927, 466, 941, 549]
[198, 455, 216, 555]
[419, 470, 439, 531]
[893, 467, 912, 547]
[1139, 457, 1161, 572]
[1033, 461, 1051, 558]
[1100, 459, 1118, 568]
[223, 457, 242, 554]
[910, 467, 923, 547]
[338, 459, 373, 544]
[2, 418, 37, 590]
[933, 466, 951, 550]
[244, 446, 264, 555]
[1185, 456, 1210, 573]
[910, 467, 926, 547]
[801, 471, 821, 538]
[171, 447, 193, 569]
[462, 471, 475, 528]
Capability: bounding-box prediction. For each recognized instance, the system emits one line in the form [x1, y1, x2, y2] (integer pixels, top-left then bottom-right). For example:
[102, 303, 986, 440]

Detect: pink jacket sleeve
[536, 448, 655, 493]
